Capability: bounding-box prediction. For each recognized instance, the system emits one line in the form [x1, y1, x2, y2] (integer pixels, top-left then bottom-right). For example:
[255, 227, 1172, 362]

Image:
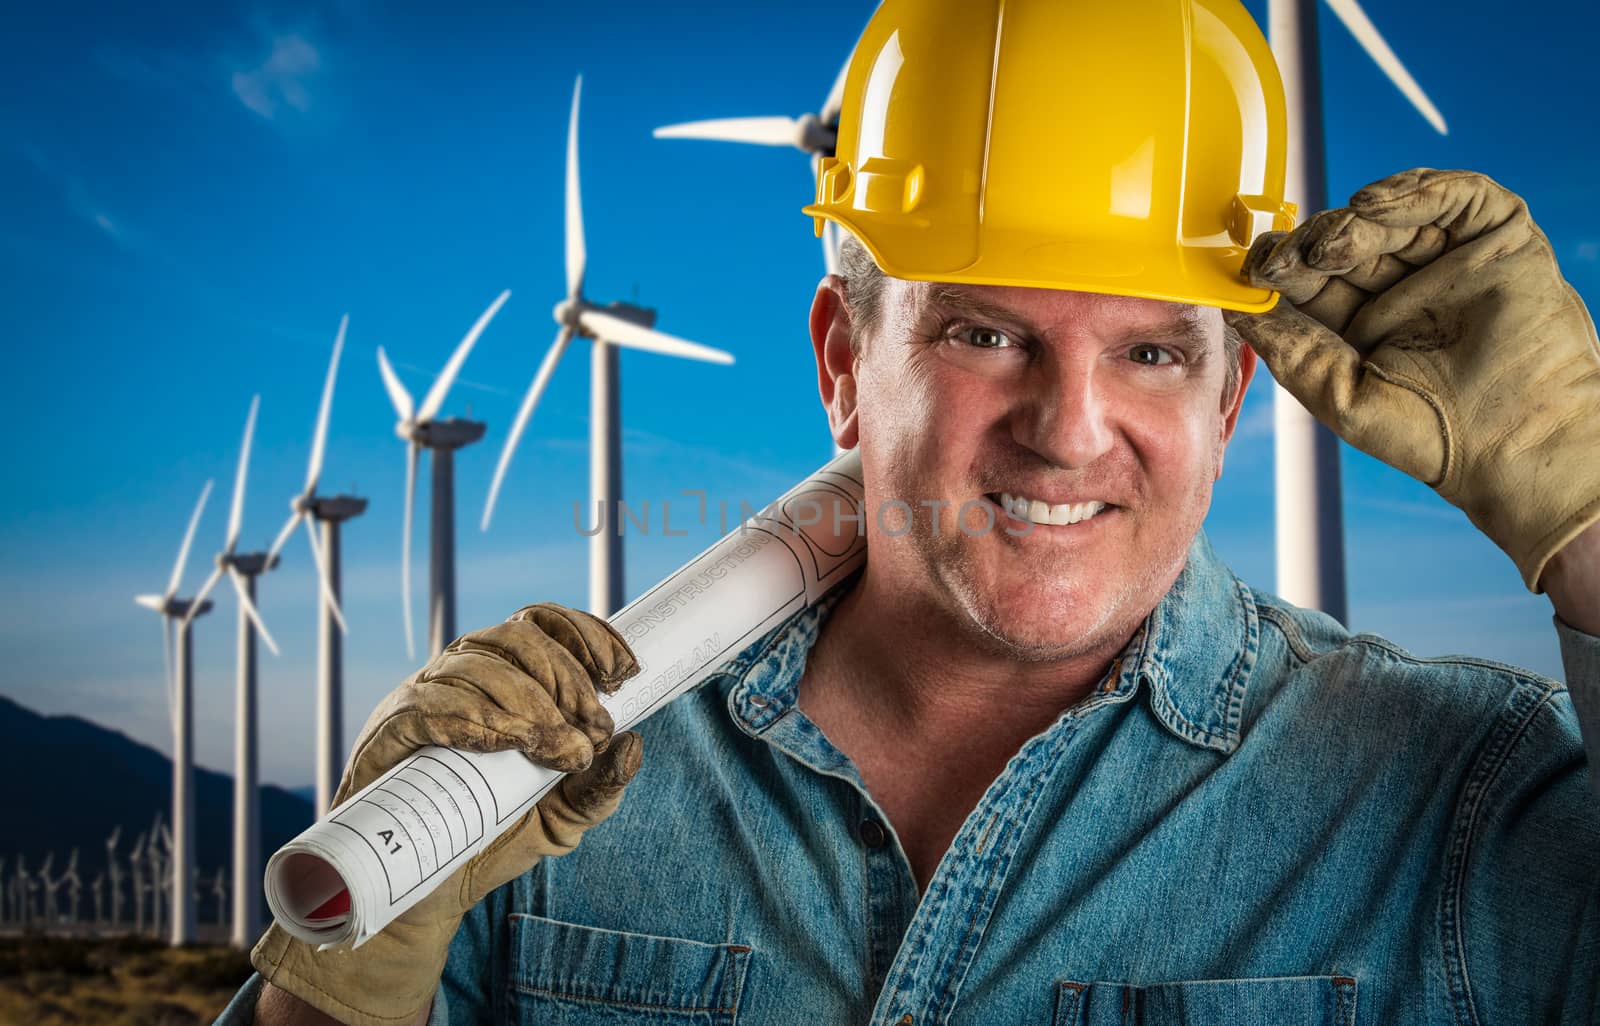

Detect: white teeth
[997, 492, 1109, 527]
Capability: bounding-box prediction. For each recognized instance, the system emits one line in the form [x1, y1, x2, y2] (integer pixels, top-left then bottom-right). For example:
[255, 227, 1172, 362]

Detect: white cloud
[231, 34, 321, 120]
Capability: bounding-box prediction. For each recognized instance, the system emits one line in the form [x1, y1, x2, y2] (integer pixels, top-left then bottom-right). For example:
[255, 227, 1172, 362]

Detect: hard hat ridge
[805, 0, 1297, 313]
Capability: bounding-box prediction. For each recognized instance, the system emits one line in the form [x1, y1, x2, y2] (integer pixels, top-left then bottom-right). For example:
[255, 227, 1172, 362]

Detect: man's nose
[1010, 361, 1115, 469]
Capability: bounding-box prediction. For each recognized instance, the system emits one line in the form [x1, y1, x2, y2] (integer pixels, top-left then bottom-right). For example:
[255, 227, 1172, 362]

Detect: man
[225, 0, 1600, 1023]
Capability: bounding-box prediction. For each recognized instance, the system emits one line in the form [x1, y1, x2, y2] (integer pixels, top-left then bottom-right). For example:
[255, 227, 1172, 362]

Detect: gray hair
[835, 234, 1243, 405]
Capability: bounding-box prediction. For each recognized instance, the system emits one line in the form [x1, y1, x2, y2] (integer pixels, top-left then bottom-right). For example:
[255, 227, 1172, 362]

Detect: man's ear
[810, 275, 860, 449]
[1214, 342, 1258, 481]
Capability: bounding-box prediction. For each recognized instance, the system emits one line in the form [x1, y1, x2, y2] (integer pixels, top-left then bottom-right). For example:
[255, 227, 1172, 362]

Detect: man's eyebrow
[1110, 309, 1214, 351]
[929, 285, 1215, 351]
[926, 286, 1042, 332]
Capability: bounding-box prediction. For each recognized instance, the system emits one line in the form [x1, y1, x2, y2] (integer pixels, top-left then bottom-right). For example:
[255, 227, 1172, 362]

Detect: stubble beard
[914, 506, 1193, 666]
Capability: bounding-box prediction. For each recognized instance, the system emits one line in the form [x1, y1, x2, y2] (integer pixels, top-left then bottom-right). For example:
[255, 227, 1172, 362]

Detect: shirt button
[859, 819, 887, 849]
[748, 694, 769, 709]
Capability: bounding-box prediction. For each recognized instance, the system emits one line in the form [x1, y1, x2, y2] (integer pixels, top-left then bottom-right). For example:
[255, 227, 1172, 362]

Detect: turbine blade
[265, 509, 300, 571]
[1323, 0, 1448, 134]
[820, 55, 851, 126]
[483, 325, 576, 532]
[402, 440, 417, 660]
[167, 480, 214, 601]
[566, 75, 586, 302]
[376, 346, 415, 423]
[184, 565, 224, 629]
[578, 309, 736, 365]
[307, 315, 347, 493]
[416, 290, 511, 423]
[652, 116, 805, 148]
[229, 569, 279, 657]
[302, 515, 348, 634]
[226, 395, 260, 553]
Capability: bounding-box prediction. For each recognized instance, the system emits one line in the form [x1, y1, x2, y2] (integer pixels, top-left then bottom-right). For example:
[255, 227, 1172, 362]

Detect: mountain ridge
[0, 691, 315, 900]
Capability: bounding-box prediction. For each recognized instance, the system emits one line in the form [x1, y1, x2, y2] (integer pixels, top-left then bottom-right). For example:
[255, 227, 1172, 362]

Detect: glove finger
[1333, 252, 1413, 295]
[1241, 229, 1290, 283]
[1348, 168, 1523, 242]
[1224, 304, 1444, 483]
[1391, 223, 1449, 266]
[555, 729, 643, 820]
[1304, 212, 1414, 278]
[507, 604, 640, 696]
[1295, 276, 1372, 339]
[1248, 221, 1338, 307]
[425, 642, 615, 752]
[335, 685, 598, 803]
[463, 731, 644, 903]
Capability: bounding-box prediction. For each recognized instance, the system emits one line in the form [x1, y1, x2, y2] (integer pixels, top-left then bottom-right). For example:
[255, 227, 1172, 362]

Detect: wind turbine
[482, 76, 736, 617]
[62, 848, 81, 924]
[128, 832, 147, 935]
[184, 396, 280, 948]
[378, 290, 511, 659]
[264, 316, 365, 819]
[38, 852, 58, 925]
[1269, 0, 1447, 624]
[106, 826, 123, 929]
[654, 59, 851, 275]
[134, 482, 214, 945]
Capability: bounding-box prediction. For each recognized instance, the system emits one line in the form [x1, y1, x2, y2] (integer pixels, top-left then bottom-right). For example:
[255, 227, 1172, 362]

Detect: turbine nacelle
[410, 417, 486, 450]
[218, 551, 274, 576]
[553, 297, 659, 337]
[135, 595, 214, 620]
[795, 112, 836, 155]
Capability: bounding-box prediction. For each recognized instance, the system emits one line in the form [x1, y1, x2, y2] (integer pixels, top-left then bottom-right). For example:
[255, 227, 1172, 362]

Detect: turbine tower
[264, 316, 365, 817]
[1269, 0, 1448, 623]
[482, 76, 736, 617]
[378, 291, 510, 658]
[184, 397, 280, 948]
[134, 481, 215, 946]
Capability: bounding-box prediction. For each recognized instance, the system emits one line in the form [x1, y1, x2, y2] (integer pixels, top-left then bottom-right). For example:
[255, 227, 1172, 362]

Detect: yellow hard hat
[804, 0, 1297, 313]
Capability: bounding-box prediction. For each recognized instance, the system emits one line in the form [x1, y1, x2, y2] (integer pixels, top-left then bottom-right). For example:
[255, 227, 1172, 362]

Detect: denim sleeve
[1446, 618, 1600, 1026]
[211, 971, 264, 1024]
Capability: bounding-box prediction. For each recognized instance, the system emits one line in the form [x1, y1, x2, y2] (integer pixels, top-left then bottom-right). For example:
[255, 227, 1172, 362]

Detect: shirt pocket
[1052, 975, 1358, 1026]
[508, 912, 754, 1026]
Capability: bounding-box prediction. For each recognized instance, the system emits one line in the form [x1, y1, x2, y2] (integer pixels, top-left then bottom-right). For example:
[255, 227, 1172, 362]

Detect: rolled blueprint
[264, 448, 865, 947]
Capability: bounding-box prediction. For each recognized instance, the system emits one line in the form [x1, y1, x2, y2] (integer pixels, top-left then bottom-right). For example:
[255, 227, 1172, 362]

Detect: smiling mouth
[984, 492, 1114, 527]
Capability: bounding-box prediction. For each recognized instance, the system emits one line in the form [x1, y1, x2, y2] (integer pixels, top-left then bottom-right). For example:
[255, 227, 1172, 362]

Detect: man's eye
[1128, 343, 1175, 366]
[963, 327, 1015, 349]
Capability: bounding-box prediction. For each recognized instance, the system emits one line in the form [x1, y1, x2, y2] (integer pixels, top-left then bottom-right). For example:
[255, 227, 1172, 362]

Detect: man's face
[817, 278, 1255, 661]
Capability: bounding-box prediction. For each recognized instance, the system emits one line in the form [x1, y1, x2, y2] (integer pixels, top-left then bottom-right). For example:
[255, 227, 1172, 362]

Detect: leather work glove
[251, 603, 643, 1026]
[1224, 168, 1600, 592]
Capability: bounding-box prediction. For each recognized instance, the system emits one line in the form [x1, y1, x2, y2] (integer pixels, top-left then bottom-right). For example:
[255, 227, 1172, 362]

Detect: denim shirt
[218, 531, 1600, 1025]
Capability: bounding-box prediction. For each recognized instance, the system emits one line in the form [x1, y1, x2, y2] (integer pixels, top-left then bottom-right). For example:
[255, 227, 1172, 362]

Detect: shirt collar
[1122, 530, 1259, 754]
[718, 530, 1257, 755]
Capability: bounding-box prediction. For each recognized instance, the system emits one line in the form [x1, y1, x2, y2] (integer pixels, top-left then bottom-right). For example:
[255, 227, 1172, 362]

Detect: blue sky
[2, 1, 1595, 788]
